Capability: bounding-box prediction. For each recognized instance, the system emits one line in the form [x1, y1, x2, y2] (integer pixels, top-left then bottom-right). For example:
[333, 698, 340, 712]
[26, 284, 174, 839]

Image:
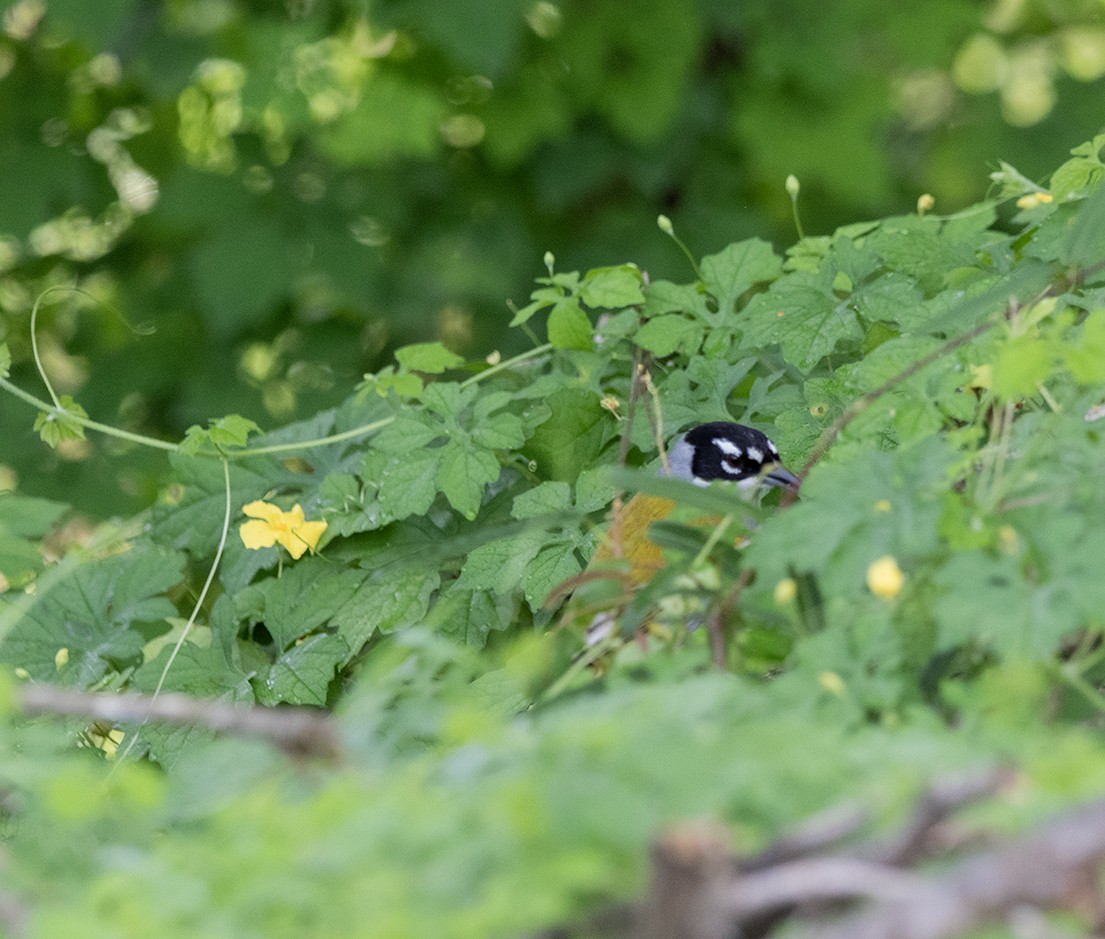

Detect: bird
[589, 421, 799, 584]
[555, 422, 798, 650]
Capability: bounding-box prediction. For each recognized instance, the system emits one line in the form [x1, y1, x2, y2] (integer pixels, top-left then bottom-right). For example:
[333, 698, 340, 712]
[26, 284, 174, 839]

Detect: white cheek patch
[746, 446, 764, 463]
[713, 438, 743, 458]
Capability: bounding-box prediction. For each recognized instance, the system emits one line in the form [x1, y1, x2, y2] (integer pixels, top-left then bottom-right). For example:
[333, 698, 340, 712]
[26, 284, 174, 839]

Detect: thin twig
[784, 320, 994, 504]
[703, 567, 752, 670]
[19, 685, 340, 760]
[607, 348, 647, 560]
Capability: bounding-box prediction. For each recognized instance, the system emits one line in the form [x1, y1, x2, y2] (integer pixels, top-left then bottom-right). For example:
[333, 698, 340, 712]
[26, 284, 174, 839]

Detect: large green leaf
[0, 545, 184, 685]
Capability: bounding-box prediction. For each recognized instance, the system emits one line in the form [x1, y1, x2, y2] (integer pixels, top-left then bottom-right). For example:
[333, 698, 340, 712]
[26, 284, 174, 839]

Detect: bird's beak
[763, 464, 801, 492]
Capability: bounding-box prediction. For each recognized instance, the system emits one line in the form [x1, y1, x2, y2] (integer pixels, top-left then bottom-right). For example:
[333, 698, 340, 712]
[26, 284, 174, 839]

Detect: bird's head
[666, 422, 799, 493]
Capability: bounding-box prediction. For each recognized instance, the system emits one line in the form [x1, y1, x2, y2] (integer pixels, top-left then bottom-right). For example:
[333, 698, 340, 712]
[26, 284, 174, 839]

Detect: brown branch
[856, 767, 1015, 867]
[18, 685, 340, 760]
[804, 797, 1105, 939]
[522, 768, 1018, 939]
[739, 801, 870, 872]
[635, 823, 736, 939]
[724, 857, 924, 918]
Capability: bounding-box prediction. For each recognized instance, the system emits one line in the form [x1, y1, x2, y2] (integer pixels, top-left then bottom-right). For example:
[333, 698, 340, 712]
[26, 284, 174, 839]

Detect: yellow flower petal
[295, 519, 327, 554]
[240, 518, 279, 550]
[242, 500, 284, 523]
[867, 556, 904, 599]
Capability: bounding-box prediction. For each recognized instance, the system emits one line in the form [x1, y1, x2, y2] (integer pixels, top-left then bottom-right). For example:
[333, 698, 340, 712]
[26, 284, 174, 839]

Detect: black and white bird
[666, 421, 799, 492]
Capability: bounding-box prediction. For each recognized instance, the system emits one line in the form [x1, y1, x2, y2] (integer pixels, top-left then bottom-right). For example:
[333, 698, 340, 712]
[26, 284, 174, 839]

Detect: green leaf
[509, 286, 562, 327]
[333, 567, 440, 647]
[134, 637, 254, 700]
[436, 443, 501, 518]
[1049, 156, 1104, 202]
[363, 447, 443, 521]
[371, 416, 443, 451]
[0, 492, 68, 584]
[933, 552, 1069, 658]
[642, 280, 710, 319]
[574, 467, 617, 514]
[547, 297, 593, 350]
[458, 528, 548, 595]
[255, 632, 350, 706]
[512, 481, 571, 519]
[524, 541, 584, 609]
[471, 411, 526, 450]
[522, 388, 608, 481]
[0, 545, 184, 685]
[423, 585, 515, 647]
[363, 368, 425, 398]
[208, 415, 261, 449]
[394, 342, 464, 374]
[422, 382, 473, 417]
[992, 335, 1055, 398]
[1064, 310, 1105, 383]
[849, 273, 924, 325]
[180, 415, 262, 455]
[236, 560, 367, 652]
[317, 474, 375, 538]
[700, 237, 782, 313]
[738, 273, 860, 371]
[34, 396, 88, 448]
[1062, 176, 1105, 268]
[652, 356, 757, 433]
[0, 342, 9, 379]
[580, 265, 645, 308]
[0, 492, 68, 538]
[635, 314, 702, 356]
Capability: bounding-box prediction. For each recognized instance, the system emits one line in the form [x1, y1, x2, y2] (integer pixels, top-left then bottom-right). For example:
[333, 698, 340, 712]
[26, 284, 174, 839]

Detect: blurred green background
[0, 0, 1103, 514]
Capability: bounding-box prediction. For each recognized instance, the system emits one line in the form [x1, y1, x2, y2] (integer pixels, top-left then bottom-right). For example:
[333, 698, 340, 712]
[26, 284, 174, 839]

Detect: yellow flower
[239, 500, 327, 560]
[1015, 192, 1053, 210]
[916, 193, 935, 215]
[867, 555, 904, 599]
[55, 647, 69, 670]
[969, 363, 992, 390]
[88, 726, 125, 759]
[998, 525, 1019, 555]
[773, 578, 797, 605]
[818, 671, 846, 696]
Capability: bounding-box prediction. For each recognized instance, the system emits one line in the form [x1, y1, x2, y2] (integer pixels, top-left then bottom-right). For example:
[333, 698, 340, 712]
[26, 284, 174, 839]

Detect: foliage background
[1, 0, 1104, 513]
[1, 3, 1105, 937]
